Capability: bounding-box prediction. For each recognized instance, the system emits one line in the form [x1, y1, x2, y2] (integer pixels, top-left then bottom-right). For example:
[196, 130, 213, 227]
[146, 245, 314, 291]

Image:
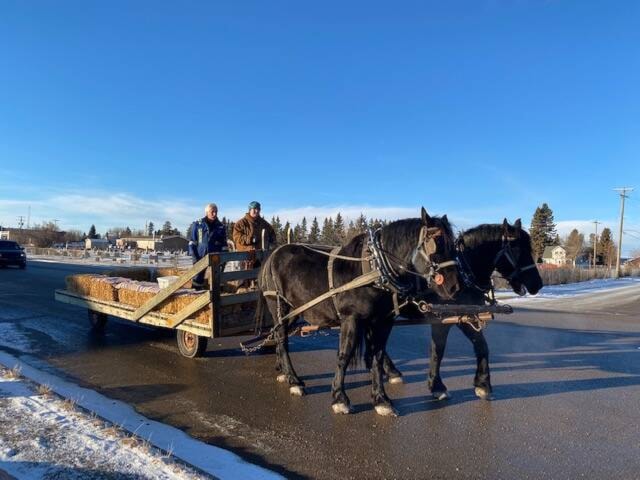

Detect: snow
[496, 277, 640, 302]
[0, 351, 282, 480]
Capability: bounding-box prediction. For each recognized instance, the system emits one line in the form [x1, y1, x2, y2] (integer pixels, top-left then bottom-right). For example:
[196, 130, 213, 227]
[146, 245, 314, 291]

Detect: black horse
[383, 219, 543, 400]
[255, 208, 460, 416]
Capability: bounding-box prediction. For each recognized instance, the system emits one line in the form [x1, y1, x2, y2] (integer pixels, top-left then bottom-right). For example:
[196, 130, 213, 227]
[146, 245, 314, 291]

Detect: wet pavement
[1, 261, 640, 479]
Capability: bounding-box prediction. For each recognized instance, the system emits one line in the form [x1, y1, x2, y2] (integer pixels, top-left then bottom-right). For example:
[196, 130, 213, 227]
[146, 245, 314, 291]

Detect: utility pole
[592, 220, 600, 268]
[614, 187, 633, 278]
[17, 216, 25, 229]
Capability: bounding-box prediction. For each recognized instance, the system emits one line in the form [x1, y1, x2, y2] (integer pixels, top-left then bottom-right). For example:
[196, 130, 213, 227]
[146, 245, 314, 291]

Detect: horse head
[494, 218, 543, 296]
[412, 207, 460, 300]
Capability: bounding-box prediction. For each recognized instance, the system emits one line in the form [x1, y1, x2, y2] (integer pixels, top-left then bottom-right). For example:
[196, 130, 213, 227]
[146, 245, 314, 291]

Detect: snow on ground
[0, 351, 281, 480]
[495, 277, 640, 302]
[27, 252, 194, 269]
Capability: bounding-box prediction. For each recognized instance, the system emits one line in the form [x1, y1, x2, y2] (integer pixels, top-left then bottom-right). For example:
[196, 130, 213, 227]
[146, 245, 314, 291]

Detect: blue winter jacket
[189, 217, 227, 260]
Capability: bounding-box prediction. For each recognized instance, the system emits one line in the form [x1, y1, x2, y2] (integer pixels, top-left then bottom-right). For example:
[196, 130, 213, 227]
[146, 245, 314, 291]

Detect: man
[232, 201, 277, 253]
[189, 203, 227, 289]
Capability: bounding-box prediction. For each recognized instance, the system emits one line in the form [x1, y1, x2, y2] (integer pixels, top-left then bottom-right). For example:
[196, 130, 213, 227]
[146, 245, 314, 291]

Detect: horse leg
[382, 351, 404, 384]
[458, 323, 492, 400]
[268, 300, 305, 396]
[331, 318, 358, 414]
[427, 324, 452, 400]
[370, 320, 398, 416]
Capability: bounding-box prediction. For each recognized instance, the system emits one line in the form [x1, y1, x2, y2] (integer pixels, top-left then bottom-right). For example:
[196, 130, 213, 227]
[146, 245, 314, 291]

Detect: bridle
[494, 234, 537, 283]
[369, 225, 457, 294]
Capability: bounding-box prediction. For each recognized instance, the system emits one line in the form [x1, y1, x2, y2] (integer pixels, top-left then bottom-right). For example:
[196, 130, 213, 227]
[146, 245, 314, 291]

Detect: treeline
[219, 213, 389, 247]
[529, 203, 617, 266]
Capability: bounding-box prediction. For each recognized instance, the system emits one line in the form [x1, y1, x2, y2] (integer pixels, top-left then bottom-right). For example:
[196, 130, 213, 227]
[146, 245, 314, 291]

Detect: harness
[263, 226, 454, 325]
[456, 234, 537, 303]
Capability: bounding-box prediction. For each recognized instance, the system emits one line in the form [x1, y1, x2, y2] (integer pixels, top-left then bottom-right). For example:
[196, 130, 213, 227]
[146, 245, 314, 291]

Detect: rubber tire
[88, 310, 107, 331]
[176, 330, 207, 358]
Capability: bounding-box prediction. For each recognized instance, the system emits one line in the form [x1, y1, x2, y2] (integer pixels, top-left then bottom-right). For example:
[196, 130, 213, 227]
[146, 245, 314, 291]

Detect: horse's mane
[382, 217, 455, 256]
[460, 223, 532, 249]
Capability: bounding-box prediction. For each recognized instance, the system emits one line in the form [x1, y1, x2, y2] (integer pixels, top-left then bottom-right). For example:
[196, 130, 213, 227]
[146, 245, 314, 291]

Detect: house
[542, 245, 567, 266]
[158, 235, 189, 252]
[85, 238, 110, 250]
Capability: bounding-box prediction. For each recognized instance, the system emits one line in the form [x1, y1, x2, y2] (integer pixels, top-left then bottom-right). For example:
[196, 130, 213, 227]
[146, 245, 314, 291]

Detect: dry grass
[37, 383, 53, 397]
[60, 397, 77, 412]
[5, 365, 22, 380]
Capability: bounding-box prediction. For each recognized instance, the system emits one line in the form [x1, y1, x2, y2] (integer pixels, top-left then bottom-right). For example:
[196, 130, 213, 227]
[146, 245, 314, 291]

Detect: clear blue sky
[1, 1, 639, 253]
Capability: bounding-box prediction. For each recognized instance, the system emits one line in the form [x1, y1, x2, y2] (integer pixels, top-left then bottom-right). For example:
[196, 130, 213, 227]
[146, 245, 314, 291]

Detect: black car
[0, 240, 27, 268]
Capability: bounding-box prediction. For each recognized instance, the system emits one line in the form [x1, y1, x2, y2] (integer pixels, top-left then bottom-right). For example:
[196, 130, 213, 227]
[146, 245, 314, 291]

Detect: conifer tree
[271, 216, 283, 244]
[88, 224, 97, 239]
[300, 217, 308, 243]
[308, 217, 320, 243]
[334, 212, 345, 244]
[147, 222, 155, 237]
[598, 227, 616, 267]
[162, 221, 173, 235]
[321, 217, 335, 245]
[564, 229, 584, 265]
[529, 203, 557, 261]
[355, 213, 367, 234]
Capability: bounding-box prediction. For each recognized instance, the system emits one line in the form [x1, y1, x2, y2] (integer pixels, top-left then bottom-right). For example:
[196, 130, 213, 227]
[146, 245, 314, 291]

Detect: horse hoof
[331, 402, 352, 415]
[432, 391, 450, 401]
[289, 386, 305, 396]
[276, 374, 287, 383]
[388, 376, 404, 384]
[374, 405, 398, 417]
[475, 387, 493, 400]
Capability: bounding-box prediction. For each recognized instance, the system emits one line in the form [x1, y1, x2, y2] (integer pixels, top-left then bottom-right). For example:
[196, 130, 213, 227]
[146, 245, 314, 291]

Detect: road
[1, 260, 639, 479]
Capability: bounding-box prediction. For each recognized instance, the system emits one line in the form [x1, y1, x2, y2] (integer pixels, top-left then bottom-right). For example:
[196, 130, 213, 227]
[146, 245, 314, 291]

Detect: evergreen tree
[529, 203, 557, 261]
[334, 212, 345, 244]
[162, 221, 173, 235]
[598, 227, 616, 267]
[321, 217, 335, 245]
[147, 222, 155, 237]
[270, 216, 283, 245]
[308, 217, 320, 243]
[300, 217, 308, 243]
[564, 229, 584, 265]
[355, 213, 367, 233]
[282, 221, 291, 244]
[125, 226, 132, 236]
[88, 224, 97, 239]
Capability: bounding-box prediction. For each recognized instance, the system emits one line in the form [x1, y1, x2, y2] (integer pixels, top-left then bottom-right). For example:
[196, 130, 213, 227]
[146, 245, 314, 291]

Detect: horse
[382, 218, 543, 400]
[255, 208, 461, 416]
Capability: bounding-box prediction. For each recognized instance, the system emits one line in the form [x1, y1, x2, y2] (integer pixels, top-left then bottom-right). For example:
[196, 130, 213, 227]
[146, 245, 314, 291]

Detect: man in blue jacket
[189, 203, 228, 289]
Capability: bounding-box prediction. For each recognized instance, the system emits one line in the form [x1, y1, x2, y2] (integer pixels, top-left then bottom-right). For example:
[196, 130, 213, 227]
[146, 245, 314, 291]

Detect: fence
[493, 265, 640, 288]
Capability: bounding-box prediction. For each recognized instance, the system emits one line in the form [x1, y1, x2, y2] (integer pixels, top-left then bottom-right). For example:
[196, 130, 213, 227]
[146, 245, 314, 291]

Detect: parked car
[0, 240, 27, 268]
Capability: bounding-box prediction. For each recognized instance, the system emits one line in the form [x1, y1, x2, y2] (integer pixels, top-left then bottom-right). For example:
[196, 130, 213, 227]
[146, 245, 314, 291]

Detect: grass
[37, 383, 53, 397]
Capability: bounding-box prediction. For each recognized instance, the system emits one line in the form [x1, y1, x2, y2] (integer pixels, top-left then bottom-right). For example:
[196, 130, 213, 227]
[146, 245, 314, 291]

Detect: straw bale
[104, 267, 152, 282]
[65, 274, 102, 296]
[155, 267, 192, 288]
[89, 276, 132, 302]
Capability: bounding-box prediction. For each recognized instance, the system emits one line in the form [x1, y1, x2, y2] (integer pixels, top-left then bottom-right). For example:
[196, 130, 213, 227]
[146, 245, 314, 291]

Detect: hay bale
[155, 267, 192, 288]
[117, 281, 159, 308]
[104, 267, 152, 282]
[66, 274, 101, 296]
[89, 276, 132, 302]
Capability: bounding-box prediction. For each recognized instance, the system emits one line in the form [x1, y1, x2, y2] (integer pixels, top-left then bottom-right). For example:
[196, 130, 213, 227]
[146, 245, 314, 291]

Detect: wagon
[55, 250, 514, 358]
[54, 251, 269, 358]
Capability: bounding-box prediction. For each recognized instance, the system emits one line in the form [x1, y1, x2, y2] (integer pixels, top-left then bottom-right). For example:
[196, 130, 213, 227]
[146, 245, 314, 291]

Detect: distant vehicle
[0, 240, 27, 269]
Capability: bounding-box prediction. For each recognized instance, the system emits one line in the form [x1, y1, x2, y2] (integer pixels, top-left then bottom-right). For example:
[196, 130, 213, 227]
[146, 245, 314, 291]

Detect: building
[85, 238, 110, 250]
[115, 235, 188, 252]
[158, 235, 189, 252]
[542, 245, 567, 266]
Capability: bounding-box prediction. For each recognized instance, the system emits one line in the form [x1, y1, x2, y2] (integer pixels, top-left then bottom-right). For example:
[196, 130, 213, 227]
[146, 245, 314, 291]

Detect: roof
[542, 245, 566, 258]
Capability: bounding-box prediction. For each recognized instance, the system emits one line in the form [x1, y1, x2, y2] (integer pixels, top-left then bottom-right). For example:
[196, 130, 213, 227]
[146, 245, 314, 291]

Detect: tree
[162, 221, 173, 235]
[321, 217, 335, 245]
[598, 227, 616, 267]
[563, 229, 584, 266]
[88, 224, 97, 239]
[299, 217, 308, 243]
[308, 217, 320, 243]
[529, 203, 557, 262]
[334, 213, 345, 245]
[147, 222, 154, 237]
[271, 216, 283, 244]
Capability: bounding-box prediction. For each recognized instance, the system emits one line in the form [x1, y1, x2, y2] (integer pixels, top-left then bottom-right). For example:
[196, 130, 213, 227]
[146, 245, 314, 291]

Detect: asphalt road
[1, 261, 640, 479]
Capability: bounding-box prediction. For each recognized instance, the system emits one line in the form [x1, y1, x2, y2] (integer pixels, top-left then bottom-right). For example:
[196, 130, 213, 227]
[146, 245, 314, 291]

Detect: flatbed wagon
[55, 251, 268, 358]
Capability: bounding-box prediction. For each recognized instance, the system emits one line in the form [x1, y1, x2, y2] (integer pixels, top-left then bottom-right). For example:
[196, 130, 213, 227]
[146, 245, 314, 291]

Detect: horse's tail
[347, 321, 370, 370]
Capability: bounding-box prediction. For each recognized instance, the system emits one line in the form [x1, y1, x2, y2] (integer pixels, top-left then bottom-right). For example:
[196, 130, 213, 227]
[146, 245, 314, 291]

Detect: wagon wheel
[88, 310, 107, 332]
[176, 330, 208, 358]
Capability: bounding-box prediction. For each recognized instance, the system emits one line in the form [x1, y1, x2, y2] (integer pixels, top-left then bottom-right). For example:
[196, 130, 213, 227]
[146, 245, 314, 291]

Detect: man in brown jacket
[232, 201, 277, 252]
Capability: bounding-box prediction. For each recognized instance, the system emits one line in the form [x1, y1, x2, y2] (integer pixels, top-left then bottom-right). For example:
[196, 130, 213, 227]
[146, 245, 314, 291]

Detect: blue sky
[1, 1, 639, 253]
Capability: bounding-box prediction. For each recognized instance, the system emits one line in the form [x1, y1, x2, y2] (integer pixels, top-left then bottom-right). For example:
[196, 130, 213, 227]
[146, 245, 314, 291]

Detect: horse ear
[442, 214, 448, 225]
[502, 218, 509, 233]
[514, 218, 522, 230]
[421, 207, 431, 225]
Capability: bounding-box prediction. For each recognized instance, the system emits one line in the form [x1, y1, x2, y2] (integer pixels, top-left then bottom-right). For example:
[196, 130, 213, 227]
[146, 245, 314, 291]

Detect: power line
[614, 187, 633, 278]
